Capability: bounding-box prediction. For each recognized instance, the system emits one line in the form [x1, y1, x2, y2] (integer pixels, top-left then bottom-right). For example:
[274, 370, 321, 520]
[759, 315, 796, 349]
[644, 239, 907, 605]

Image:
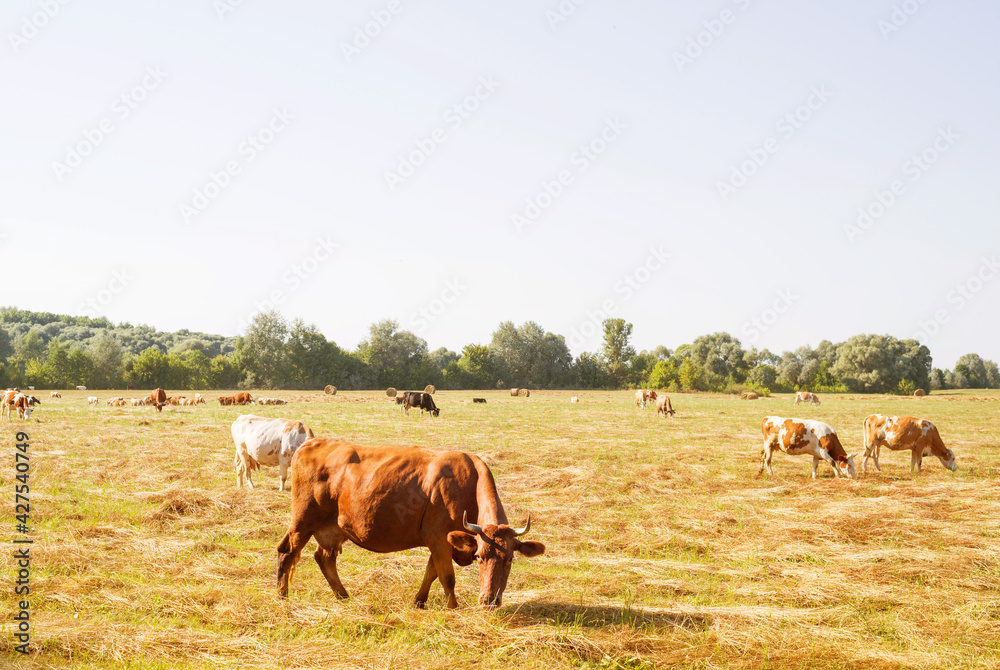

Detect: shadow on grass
[500, 600, 710, 631]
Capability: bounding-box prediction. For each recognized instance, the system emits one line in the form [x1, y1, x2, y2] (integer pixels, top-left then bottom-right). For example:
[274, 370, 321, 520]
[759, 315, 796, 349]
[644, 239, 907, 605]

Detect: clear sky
[2, 0, 998, 368]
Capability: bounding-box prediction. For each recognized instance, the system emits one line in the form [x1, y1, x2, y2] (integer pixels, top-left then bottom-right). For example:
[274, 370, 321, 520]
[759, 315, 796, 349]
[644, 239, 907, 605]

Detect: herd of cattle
[4, 385, 963, 609]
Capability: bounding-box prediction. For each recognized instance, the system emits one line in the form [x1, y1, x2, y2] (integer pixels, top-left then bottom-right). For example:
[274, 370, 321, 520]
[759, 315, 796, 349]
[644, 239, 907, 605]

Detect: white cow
[759, 416, 857, 479]
[794, 391, 820, 406]
[76, 385, 87, 391]
[231, 415, 314, 491]
[88, 396, 99, 407]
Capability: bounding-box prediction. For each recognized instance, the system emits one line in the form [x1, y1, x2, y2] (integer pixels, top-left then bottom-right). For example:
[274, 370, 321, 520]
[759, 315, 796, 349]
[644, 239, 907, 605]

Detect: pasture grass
[2, 388, 1000, 668]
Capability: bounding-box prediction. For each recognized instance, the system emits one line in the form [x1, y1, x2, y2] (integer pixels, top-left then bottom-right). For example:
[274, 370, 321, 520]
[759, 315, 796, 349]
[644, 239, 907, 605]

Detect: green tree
[600, 319, 635, 388]
[488, 321, 571, 388]
[678, 359, 706, 391]
[831, 334, 931, 393]
[239, 310, 290, 389]
[690, 332, 747, 383]
[954, 354, 988, 389]
[357, 319, 430, 389]
[90, 334, 125, 388]
[130, 347, 171, 387]
[67, 348, 94, 387]
[208, 355, 242, 389]
[286, 320, 341, 389]
[43, 340, 74, 388]
[648, 360, 679, 389]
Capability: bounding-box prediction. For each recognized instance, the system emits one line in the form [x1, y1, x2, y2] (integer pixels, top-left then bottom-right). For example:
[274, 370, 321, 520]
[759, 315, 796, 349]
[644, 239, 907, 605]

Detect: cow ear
[515, 541, 545, 558]
[447, 531, 477, 566]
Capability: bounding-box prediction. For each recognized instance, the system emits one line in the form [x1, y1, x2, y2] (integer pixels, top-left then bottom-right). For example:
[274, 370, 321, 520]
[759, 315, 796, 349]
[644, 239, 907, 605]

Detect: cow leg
[414, 555, 438, 608]
[812, 456, 820, 479]
[276, 527, 313, 598]
[429, 543, 460, 609]
[759, 443, 775, 476]
[312, 526, 349, 598]
[278, 462, 289, 492]
[911, 449, 922, 473]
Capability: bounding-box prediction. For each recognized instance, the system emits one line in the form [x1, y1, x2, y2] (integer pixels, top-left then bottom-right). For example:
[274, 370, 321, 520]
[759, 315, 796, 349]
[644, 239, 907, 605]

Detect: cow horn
[512, 515, 531, 537]
[462, 511, 484, 535]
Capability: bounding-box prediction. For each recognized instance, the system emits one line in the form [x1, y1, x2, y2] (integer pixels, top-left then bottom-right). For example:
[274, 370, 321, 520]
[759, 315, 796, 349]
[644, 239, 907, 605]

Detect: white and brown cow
[194, 393, 207, 405]
[50, 391, 61, 398]
[861, 414, 956, 474]
[656, 395, 676, 417]
[87, 396, 99, 407]
[231, 415, 314, 491]
[634, 389, 657, 409]
[2, 392, 35, 421]
[794, 391, 820, 406]
[759, 416, 856, 479]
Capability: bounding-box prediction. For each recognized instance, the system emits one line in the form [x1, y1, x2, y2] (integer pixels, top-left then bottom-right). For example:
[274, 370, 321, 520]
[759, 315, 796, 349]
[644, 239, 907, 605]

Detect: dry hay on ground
[510, 388, 519, 396]
[517, 388, 530, 397]
[914, 388, 926, 396]
[324, 385, 336, 395]
[741, 392, 759, 400]
[386, 387, 397, 397]
[424, 384, 436, 394]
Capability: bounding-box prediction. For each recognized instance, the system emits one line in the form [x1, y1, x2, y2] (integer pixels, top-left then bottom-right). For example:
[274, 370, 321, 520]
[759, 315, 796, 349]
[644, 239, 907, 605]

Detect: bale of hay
[423, 385, 436, 395]
[510, 388, 519, 396]
[517, 388, 530, 397]
[324, 385, 336, 395]
[914, 388, 926, 397]
[745, 392, 759, 400]
[386, 388, 397, 397]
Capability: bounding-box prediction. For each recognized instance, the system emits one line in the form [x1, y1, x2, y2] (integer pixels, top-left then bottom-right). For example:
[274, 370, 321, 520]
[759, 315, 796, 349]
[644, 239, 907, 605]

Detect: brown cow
[219, 396, 235, 406]
[634, 389, 657, 409]
[861, 414, 957, 474]
[656, 395, 675, 417]
[276, 439, 544, 609]
[50, 391, 61, 398]
[149, 388, 167, 412]
[233, 392, 254, 405]
[759, 416, 856, 479]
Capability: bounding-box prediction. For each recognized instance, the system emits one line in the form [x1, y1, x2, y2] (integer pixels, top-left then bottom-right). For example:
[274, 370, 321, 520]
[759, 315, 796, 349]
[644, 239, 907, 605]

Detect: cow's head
[448, 512, 545, 609]
[839, 454, 857, 479]
[431, 408, 441, 417]
[928, 446, 957, 472]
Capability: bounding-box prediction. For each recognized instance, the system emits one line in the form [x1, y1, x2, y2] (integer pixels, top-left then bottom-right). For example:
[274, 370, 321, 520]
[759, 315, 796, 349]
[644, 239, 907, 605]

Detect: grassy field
[2, 388, 999, 669]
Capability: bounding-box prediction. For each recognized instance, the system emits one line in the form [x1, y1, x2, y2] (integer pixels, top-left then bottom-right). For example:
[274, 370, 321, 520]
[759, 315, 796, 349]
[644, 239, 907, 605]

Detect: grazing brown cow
[634, 389, 657, 409]
[276, 439, 544, 609]
[2, 391, 35, 421]
[656, 395, 675, 417]
[149, 388, 167, 412]
[219, 396, 235, 406]
[233, 392, 254, 405]
[861, 414, 957, 474]
[50, 391, 61, 398]
[759, 416, 856, 479]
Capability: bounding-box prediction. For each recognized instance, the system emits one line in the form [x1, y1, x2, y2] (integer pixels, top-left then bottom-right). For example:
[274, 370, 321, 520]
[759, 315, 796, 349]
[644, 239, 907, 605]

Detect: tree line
[1, 307, 998, 393]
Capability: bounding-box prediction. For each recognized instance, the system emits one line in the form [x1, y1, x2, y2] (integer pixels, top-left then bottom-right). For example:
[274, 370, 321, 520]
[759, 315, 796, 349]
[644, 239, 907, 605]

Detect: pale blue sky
[2, 0, 998, 367]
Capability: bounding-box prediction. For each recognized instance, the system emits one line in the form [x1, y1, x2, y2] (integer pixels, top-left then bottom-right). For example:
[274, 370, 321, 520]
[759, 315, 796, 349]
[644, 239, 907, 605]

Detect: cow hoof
[414, 600, 426, 609]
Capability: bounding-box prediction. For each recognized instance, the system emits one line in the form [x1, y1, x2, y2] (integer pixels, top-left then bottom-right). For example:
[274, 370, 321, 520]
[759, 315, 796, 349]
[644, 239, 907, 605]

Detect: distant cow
[231, 415, 314, 491]
[402, 391, 440, 417]
[219, 396, 235, 406]
[88, 396, 99, 407]
[276, 439, 544, 609]
[794, 392, 820, 406]
[194, 393, 206, 405]
[473, 398, 487, 404]
[50, 392, 61, 398]
[862, 414, 957, 474]
[106, 396, 125, 406]
[109, 398, 127, 407]
[233, 392, 254, 406]
[76, 385, 87, 391]
[634, 389, 657, 409]
[570, 396, 579, 403]
[130, 398, 142, 406]
[656, 395, 676, 417]
[759, 416, 856, 479]
[149, 388, 167, 412]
